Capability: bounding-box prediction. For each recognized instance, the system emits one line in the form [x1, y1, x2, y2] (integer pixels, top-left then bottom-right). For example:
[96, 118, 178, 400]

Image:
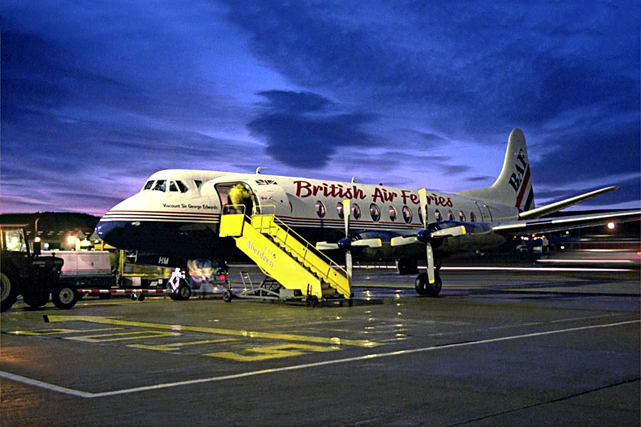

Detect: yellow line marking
[128, 338, 240, 352]
[204, 343, 341, 362]
[44, 315, 381, 348]
[7, 327, 123, 336]
[66, 330, 181, 343]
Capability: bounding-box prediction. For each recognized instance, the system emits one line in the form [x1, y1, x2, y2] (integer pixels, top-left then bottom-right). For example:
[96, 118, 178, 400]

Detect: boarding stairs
[219, 207, 350, 302]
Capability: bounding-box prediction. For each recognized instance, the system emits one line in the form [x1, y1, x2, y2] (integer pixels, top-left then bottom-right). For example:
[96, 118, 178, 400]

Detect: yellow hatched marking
[45, 315, 380, 348]
[66, 330, 181, 343]
[7, 327, 122, 336]
[204, 343, 340, 362]
[128, 338, 240, 352]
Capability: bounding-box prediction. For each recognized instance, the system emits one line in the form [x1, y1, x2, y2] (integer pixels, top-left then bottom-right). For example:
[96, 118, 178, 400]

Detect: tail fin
[457, 128, 535, 212]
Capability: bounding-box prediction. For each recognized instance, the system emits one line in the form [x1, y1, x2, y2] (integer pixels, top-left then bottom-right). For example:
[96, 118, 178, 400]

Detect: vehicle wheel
[174, 281, 191, 301]
[138, 293, 146, 301]
[1, 270, 20, 312]
[414, 273, 429, 296]
[306, 295, 318, 307]
[23, 289, 50, 309]
[222, 290, 233, 302]
[52, 285, 78, 309]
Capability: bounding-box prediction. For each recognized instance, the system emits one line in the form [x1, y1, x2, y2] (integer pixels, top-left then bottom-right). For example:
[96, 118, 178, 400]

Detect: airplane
[95, 128, 640, 297]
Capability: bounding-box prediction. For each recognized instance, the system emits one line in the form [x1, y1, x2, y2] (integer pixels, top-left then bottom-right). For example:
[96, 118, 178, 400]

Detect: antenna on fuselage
[256, 167, 265, 174]
[351, 177, 356, 183]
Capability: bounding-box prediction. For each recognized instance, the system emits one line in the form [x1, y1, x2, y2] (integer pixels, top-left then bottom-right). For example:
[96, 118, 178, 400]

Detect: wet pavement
[1, 265, 639, 426]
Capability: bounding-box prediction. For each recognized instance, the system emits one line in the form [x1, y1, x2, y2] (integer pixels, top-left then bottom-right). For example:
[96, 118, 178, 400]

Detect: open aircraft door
[248, 179, 292, 215]
[475, 201, 492, 222]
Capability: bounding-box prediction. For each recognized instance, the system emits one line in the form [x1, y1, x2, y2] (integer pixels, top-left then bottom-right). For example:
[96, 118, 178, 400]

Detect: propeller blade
[345, 249, 353, 284]
[350, 238, 383, 248]
[426, 242, 435, 284]
[390, 236, 419, 247]
[418, 189, 428, 228]
[343, 199, 351, 238]
[432, 225, 467, 238]
[316, 242, 340, 251]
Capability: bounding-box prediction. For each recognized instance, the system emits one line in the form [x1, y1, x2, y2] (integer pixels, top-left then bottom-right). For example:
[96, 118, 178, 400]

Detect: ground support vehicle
[1, 224, 64, 311]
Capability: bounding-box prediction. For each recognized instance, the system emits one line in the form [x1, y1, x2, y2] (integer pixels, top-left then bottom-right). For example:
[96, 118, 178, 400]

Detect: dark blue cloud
[248, 91, 377, 168]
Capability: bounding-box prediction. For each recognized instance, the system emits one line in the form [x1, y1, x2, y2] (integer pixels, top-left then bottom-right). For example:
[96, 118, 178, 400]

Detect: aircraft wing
[492, 210, 641, 236]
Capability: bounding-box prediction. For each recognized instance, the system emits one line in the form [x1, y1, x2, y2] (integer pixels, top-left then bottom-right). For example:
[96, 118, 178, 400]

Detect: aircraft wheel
[52, 285, 78, 310]
[414, 273, 429, 296]
[426, 275, 442, 297]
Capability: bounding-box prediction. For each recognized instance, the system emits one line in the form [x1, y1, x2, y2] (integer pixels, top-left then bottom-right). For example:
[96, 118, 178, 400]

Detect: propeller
[390, 189, 466, 284]
[316, 199, 382, 284]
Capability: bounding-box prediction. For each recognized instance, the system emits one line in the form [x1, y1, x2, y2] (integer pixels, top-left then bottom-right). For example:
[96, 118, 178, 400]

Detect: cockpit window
[169, 181, 179, 192]
[143, 180, 154, 190]
[153, 180, 167, 192]
[176, 181, 188, 193]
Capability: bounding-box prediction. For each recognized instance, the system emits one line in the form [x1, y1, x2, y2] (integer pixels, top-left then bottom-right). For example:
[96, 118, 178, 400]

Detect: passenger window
[435, 209, 442, 221]
[448, 210, 454, 221]
[470, 212, 476, 222]
[143, 180, 154, 190]
[169, 181, 179, 192]
[459, 211, 466, 221]
[337, 202, 344, 219]
[352, 204, 361, 220]
[153, 180, 167, 192]
[370, 204, 381, 222]
[402, 206, 413, 224]
[388, 206, 397, 222]
[315, 201, 326, 218]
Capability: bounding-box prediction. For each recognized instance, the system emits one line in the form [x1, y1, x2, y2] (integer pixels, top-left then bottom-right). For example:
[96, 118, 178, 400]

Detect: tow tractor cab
[1, 223, 64, 312]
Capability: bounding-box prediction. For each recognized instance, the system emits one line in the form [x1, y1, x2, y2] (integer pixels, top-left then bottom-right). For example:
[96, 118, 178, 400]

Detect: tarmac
[1, 262, 639, 426]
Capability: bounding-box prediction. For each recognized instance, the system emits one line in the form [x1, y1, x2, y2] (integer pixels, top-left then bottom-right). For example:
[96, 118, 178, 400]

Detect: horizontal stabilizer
[493, 209, 641, 235]
[518, 186, 619, 220]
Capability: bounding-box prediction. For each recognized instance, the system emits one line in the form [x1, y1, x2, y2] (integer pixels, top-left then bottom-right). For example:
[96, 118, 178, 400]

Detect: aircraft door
[249, 181, 292, 215]
[475, 201, 492, 222]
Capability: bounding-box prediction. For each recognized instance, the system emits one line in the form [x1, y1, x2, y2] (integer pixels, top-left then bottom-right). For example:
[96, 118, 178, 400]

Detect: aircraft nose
[95, 220, 127, 248]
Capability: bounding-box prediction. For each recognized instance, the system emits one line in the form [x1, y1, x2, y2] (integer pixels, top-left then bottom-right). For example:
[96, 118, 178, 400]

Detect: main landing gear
[414, 263, 442, 297]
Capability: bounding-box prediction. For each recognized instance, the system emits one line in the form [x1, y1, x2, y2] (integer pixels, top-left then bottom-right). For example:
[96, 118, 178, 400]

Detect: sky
[1, 0, 639, 217]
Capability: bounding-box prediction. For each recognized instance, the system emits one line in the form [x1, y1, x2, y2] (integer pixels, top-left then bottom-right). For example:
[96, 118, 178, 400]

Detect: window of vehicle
[459, 211, 466, 221]
[3, 229, 27, 252]
[370, 204, 381, 222]
[352, 204, 361, 220]
[402, 206, 413, 224]
[143, 180, 154, 190]
[153, 180, 167, 192]
[388, 206, 397, 221]
[169, 181, 179, 192]
[448, 210, 454, 221]
[194, 180, 203, 189]
[337, 202, 344, 219]
[470, 212, 476, 222]
[435, 209, 442, 221]
[315, 201, 326, 218]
